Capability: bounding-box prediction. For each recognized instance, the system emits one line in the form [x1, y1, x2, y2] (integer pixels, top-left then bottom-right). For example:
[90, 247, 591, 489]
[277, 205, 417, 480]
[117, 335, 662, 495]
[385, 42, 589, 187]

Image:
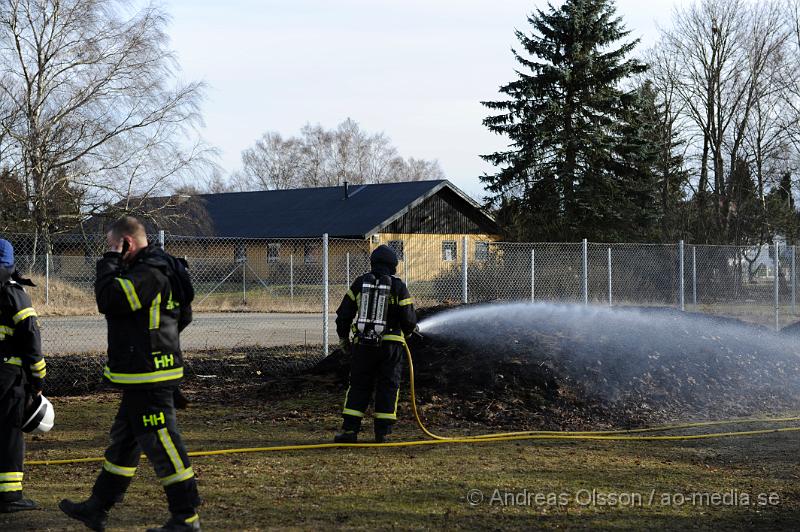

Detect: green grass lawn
[2, 392, 799, 531]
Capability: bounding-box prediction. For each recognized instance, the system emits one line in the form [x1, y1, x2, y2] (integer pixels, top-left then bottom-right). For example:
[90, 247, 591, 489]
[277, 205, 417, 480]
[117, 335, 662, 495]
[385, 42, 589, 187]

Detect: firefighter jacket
[0, 268, 45, 391]
[335, 273, 417, 344]
[96, 246, 192, 389]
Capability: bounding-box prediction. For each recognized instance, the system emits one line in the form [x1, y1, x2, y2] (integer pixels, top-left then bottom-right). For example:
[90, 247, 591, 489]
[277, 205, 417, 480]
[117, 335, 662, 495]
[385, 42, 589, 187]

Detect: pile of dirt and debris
[42, 346, 326, 396]
[307, 304, 800, 429]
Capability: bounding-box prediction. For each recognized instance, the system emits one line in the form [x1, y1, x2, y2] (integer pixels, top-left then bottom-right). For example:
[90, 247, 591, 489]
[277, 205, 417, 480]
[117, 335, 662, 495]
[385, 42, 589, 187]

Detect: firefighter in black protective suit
[60, 216, 201, 532]
[334, 244, 417, 443]
[0, 238, 45, 513]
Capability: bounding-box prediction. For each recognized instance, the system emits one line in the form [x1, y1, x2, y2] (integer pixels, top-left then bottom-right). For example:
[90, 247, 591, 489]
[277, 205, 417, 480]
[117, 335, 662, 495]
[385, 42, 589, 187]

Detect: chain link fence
[2, 232, 798, 394]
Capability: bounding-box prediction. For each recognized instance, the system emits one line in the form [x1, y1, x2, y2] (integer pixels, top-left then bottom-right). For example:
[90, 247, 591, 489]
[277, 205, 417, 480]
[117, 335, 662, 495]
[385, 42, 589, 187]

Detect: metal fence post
[607, 247, 612, 306]
[774, 241, 780, 331]
[679, 240, 685, 311]
[692, 245, 697, 306]
[462, 236, 468, 304]
[346, 252, 351, 286]
[530, 248, 535, 302]
[406, 244, 411, 288]
[45, 252, 50, 306]
[323, 234, 330, 357]
[582, 239, 588, 305]
[242, 258, 247, 305]
[158, 230, 165, 250]
[290, 254, 294, 305]
[792, 245, 796, 315]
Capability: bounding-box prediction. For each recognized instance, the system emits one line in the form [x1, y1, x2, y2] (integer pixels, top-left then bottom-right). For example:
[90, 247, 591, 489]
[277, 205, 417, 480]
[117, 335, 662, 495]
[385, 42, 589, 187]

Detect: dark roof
[117, 180, 498, 239]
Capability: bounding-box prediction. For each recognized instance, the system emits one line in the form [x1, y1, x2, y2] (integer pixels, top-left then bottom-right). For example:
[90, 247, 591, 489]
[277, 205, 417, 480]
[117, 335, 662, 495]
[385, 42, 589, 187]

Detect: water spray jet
[411, 303, 800, 428]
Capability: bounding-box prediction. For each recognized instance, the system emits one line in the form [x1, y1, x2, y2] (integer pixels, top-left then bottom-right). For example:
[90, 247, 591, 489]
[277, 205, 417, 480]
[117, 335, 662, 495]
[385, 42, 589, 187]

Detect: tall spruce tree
[613, 80, 689, 241]
[482, 0, 648, 241]
[765, 171, 800, 243]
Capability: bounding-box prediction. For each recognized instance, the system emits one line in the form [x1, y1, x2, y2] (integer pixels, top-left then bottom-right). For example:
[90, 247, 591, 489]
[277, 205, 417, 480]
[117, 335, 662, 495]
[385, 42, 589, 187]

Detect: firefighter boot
[146, 513, 201, 531]
[333, 430, 358, 443]
[334, 414, 361, 443]
[0, 497, 38, 513]
[59, 496, 109, 532]
[374, 421, 393, 443]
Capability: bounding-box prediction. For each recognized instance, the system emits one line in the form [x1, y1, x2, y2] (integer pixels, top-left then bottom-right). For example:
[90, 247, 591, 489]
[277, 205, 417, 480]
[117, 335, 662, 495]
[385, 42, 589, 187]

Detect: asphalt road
[39, 313, 333, 354]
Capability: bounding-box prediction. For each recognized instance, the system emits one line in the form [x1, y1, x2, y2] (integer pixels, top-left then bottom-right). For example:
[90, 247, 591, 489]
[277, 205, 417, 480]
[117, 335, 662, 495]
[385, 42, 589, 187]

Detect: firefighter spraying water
[333, 245, 417, 443]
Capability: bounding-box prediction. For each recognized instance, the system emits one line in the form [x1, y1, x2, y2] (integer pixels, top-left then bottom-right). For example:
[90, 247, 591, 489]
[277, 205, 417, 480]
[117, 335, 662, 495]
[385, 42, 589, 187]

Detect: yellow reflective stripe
[4, 357, 22, 366]
[103, 366, 183, 384]
[116, 278, 142, 311]
[375, 388, 401, 421]
[382, 334, 406, 343]
[0, 472, 23, 482]
[160, 467, 194, 486]
[0, 325, 14, 338]
[185, 514, 200, 524]
[103, 460, 137, 478]
[166, 291, 178, 310]
[398, 298, 413, 307]
[157, 428, 185, 473]
[12, 307, 37, 324]
[0, 482, 22, 492]
[149, 293, 162, 330]
[342, 386, 364, 417]
[30, 359, 47, 377]
[346, 289, 356, 301]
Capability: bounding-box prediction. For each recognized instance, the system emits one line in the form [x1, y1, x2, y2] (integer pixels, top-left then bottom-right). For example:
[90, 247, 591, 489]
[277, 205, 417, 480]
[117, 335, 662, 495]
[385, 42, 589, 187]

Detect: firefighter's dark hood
[134, 245, 194, 308]
[370, 245, 398, 276]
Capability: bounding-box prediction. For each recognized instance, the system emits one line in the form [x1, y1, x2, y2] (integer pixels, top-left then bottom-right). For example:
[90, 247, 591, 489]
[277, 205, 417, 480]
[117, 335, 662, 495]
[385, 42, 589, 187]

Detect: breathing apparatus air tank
[355, 273, 392, 346]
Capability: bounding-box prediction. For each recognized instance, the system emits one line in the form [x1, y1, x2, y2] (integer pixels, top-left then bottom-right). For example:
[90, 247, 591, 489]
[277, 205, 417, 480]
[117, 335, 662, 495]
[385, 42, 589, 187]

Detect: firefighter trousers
[91, 387, 200, 517]
[0, 366, 25, 502]
[341, 341, 404, 433]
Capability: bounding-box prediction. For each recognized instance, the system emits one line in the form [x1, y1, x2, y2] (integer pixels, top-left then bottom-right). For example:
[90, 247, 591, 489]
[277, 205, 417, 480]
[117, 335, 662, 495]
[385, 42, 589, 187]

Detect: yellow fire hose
[26, 342, 800, 467]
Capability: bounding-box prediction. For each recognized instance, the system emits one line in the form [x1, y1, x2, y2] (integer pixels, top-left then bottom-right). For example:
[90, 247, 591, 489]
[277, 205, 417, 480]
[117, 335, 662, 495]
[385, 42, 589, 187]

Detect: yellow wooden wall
[47, 234, 500, 284]
[373, 233, 500, 282]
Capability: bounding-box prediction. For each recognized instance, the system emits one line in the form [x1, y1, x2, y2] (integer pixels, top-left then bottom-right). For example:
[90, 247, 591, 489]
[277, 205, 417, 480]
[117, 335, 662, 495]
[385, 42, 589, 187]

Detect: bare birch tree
[658, 0, 795, 243]
[0, 0, 213, 251]
[235, 119, 445, 191]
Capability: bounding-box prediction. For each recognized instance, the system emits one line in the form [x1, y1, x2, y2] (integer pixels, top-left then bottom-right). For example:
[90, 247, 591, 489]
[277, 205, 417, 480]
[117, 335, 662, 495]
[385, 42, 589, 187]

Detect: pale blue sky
[164, 0, 682, 198]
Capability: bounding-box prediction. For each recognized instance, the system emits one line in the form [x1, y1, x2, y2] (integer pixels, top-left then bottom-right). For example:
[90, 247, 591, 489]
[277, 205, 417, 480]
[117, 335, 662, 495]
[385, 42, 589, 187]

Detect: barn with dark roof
[75, 180, 500, 284]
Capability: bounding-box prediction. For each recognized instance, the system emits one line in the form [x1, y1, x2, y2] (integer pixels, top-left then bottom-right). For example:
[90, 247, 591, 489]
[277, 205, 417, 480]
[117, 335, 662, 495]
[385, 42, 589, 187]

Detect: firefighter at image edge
[59, 216, 202, 532]
[0, 238, 46, 513]
[334, 244, 418, 443]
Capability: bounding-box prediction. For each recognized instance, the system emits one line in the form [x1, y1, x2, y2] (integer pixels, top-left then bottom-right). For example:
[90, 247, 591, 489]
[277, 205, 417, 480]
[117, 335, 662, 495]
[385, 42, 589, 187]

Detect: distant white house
[739, 236, 788, 281]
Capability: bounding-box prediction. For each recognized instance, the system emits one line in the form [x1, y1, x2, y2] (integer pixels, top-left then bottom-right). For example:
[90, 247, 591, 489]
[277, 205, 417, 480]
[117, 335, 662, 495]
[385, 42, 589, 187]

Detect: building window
[267, 243, 280, 263]
[304, 242, 318, 264]
[388, 240, 404, 261]
[442, 240, 457, 262]
[475, 242, 489, 262]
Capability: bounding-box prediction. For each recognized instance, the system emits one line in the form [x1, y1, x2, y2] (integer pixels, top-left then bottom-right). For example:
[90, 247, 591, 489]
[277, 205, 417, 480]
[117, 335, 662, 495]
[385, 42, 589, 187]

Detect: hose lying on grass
[26, 342, 800, 466]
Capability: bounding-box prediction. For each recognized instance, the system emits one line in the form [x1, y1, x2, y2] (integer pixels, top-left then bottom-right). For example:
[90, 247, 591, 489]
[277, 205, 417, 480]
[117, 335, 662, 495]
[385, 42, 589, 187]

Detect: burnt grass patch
[42, 304, 800, 431]
[306, 305, 800, 430]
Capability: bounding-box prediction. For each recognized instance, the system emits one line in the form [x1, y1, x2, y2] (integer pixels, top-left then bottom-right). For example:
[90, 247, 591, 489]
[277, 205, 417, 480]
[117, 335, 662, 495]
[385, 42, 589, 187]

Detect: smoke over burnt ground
[403, 303, 800, 429]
